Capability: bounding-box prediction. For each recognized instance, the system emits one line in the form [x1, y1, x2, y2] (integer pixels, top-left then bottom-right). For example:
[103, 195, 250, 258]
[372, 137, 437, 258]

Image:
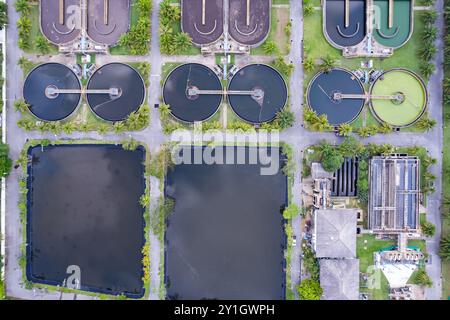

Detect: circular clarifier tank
[228, 64, 288, 124]
[23, 63, 81, 121]
[87, 63, 145, 122]
[369, 69, 427, 127]
[163, 63, 223, 123]
[307, 68, 366, 126]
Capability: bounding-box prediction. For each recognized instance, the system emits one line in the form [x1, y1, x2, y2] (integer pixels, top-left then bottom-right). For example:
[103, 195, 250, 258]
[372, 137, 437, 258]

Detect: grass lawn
[23, 4, 58, 55]
[357, 234, 395, 300]
[442, 100, 450, 299]
[251, 6, 290, 56]
[0, 280, 4, 299]
[109, 1, 142, 55]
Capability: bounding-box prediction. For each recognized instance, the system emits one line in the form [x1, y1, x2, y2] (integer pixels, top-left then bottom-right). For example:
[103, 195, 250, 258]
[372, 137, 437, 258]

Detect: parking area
[228, 0, 270, 46]
[182, 0, 224, 45]
[40, 0, 81, 45]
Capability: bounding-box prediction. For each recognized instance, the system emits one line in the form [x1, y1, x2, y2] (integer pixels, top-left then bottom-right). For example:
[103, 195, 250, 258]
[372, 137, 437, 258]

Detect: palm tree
[320, 54, 336, 72]
[303, 107, 318, 124]
[263, 40, 279, 55]
[159, 104, 171, 118]
[417, 117, 437, 131]
[173, 32, 192, 53]
[312, 114, 331, 132]
[357, 127, 371, 138]
[35, 35, 51, 54]
[275, 110, 295, 129]
[303, 4, 314, 16]
[303, 57, 315, 73]
[439, 236, 450, 262]
[422, 10, 438, 25]
[419, 45, 437, 61]
[377, 122, 392, 134]
[0, 2, 7, 30]
[14, 0, 30, 14]
[337, 123, 352, 137]
[420, 62, 435, 79]
[14, 99, 30, 113]
[114, 121, 126, 133]
[422, 26, 438, 41]
[97, 124, 109, 135]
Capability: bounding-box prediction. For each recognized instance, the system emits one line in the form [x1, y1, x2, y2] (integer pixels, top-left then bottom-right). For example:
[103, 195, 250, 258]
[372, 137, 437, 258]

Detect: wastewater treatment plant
[0, 0, 447, 305]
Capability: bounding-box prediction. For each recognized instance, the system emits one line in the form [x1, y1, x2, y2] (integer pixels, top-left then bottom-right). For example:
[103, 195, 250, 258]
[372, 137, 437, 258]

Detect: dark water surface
[165, 147, 287, 299]
[307, 68, 365, 125]
[27, 145, 145, 297]
[228, 64, 287, 124]
[325, 0, 366, 47]
[163, 63, 222, 123]
[24, 63, 81, 121]
[87, 63, 145, 122]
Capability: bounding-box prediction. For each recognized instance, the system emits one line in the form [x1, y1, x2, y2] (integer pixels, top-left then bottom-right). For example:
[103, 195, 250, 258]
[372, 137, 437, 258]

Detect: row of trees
[0, 2, 7, 30]
[159, 0, 192, 55]
[16, 100, 150, 133]
[15, 0, 52, 53]
[303, 54, 337, 75]
[419, 9, 438, 79]
[119, 0, 152, 55]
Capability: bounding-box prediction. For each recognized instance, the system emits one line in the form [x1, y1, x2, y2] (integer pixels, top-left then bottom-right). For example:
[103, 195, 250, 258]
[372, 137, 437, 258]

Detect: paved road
[3, 0, 444, 300]
[423, 0, 444, 300]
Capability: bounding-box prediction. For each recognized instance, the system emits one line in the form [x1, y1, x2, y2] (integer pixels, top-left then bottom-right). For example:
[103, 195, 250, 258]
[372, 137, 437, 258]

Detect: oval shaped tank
[163, 63, 223, 123]
[87, 63, 146, 122]
[228, 64, 288, 124]
[23, 63, 81, 121]
[307, 68, 366, 126]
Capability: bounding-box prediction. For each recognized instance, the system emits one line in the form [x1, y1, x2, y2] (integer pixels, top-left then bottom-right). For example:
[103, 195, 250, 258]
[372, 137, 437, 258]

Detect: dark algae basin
[23, 63, 81, 121]
[87, 63, 145, 122]
[26, 144, 146, 298]
[228, 64, 288, 124]
[163, 63, 223, 123]
[165, 146, 287, 299]
[307, 68, 365, 125]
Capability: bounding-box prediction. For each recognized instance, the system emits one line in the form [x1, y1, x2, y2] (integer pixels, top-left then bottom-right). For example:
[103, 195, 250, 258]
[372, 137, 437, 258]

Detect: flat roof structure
[319, 259, 360, 300]
[331, 157, 358, 197]
[228, 0, 271, 46]
[313, 209, 357, 258]
[369, 155, 420, 232]
[181, 0, 224, 46]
